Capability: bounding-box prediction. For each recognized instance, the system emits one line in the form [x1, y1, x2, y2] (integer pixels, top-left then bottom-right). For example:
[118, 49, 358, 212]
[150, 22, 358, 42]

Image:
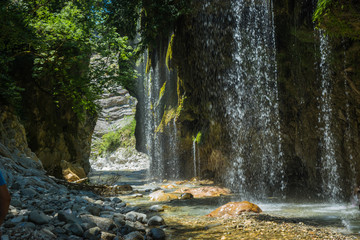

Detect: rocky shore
[2, 174, 167, 240]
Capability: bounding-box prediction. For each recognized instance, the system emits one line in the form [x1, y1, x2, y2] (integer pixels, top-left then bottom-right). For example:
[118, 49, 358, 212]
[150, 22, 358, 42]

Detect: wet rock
[148, 228, 166, 240]
[149, 205, 164, 212]
[149, 190, 178, 202]
[21, 188, 38, 198]
[147, 216, 165, 226]
[58, 211, 81, 224]
[15, 222, 36, 229]
[101, 231, 116, 240]
[125, 211, 147, 223]
[207, 201, 262, 218]
[80, 214, 116, 231]
[120, 224, 137, 235]
[28, 210, 51, 225]
[86, 205, 102, 216]
[124, 231, 144, 240]
[64, 223, 84, 236]
[84, 226, 101, 240]
[175, 186, 231, 198]
[179, 193, 194, 200]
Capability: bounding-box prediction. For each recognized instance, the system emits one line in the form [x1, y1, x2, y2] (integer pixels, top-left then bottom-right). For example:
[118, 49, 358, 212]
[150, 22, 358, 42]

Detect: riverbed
[89, 170, 360, 239]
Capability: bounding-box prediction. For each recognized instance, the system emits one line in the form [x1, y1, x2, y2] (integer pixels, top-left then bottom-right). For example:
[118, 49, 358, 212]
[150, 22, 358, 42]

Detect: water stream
[224, 0, 284, 198]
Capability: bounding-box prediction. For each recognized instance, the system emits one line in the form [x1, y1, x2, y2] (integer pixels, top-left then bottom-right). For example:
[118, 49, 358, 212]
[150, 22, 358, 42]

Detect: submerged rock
[207, 201, 262, 218]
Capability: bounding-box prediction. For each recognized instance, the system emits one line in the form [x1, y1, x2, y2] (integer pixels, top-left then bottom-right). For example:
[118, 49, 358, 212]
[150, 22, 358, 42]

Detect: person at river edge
[0, 170, 10, 228]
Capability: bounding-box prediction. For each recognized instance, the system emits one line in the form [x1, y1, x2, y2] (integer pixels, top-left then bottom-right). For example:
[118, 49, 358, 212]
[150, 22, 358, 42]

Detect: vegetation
[313, 0, 360, 39]
[0, 0, 136, 115]
[92, 117, 136, 156]
[106, 0, 190, 50]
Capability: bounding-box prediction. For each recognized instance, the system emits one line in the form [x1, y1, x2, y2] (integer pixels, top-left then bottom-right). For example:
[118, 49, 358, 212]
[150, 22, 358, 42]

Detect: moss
[159, 81, 167, 101]
[92, 116, 136, 156]
[155, 107, 177, 133]
[145, 52, 152, 73]
[192, 131, 202, 143]
[166, 34, 175, 70]
[313, 0, 360, 39]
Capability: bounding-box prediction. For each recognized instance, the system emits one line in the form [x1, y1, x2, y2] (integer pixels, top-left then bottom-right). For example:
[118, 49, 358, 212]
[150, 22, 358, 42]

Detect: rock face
[207, 201, 262, 218]
[0, 107, 166, 239]
[135, 0, 360, 200]
[93, 87, 137, 138]
[90, 87, 149, 172]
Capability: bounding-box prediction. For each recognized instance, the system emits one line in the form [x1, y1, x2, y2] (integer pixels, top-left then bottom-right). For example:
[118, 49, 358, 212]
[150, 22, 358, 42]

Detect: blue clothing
[0, 171, 6, 186]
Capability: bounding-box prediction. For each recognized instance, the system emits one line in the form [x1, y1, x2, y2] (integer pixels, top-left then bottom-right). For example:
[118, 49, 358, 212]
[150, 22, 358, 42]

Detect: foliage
[0, 0, 137, 116]
[313, 0, 360, 40]
[107, 0, 190, 49]
[93, 117, 136, 156]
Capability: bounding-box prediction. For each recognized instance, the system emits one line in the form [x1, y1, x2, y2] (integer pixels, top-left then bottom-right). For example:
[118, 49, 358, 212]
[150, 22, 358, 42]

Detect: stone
[64, 223, 84, 236]
[207, 201, 262, 218]
[175, 186, 231, 198]
[61, 160, 87, 183]
[80, 214, 116, 231]
[148, 228, 166, 240]
[15, 222, 36, 229]
[21, 188, 38, 198]
[28, 210, 51, 225]
[86, 205, 102, 216]
[57, 211, 81, 224]
[179, 193, 194, 200]
[149, 190, 178, 202]
[124, 231, 144, 240]
[39, 228, 57, 239]
[120, 224, 137, 235]
[101, 232, 116, 240]
[10, 199, 22, 208]
[149, 205, 164, 212]
[84, 227, 101, 240]
[147, 216, 165, 226]
[125, 211, 147, 223]
[111, 197, 122, 203]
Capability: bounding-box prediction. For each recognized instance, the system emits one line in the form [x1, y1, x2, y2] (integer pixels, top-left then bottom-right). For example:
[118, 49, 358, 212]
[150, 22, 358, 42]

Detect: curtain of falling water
[224, 0, 284, 199]
[317, 29, 341, 200]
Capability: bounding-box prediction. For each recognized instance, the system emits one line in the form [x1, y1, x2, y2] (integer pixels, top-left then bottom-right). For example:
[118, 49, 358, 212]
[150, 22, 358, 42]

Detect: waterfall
[141, 37, 180, 180]
[193, 138, 197, 177]
[144, 59, 165, 180]
[318, 30, 340, 200]
[225, 0, 284, 198]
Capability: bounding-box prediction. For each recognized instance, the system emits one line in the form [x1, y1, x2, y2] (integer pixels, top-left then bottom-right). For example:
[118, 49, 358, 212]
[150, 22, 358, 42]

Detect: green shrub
[93, 117, 136, 156]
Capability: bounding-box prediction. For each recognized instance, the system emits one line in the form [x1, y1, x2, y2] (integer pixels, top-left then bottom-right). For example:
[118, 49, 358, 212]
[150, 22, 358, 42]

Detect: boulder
[207, 201, 262, 218]
[175, 186, 231, 198]
[61, 160, 87, 183]
[149, 190, 178, 202]
[28, 210, 51, 225]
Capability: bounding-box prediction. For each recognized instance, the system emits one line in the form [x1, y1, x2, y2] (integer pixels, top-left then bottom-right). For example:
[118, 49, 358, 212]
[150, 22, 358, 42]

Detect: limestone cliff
[139, 0, 360, 200]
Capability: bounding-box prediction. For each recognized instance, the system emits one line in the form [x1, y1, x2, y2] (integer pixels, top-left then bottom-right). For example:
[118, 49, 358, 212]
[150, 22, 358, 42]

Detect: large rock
[149, 190, 178, 202]
[207, 201, 262, 218]
[61, 160, 87, 183]
[175, 186, 231, 198]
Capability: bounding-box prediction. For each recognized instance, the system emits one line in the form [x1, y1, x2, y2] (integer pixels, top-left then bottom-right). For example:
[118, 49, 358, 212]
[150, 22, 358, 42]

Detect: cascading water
[141, 39, 181, 180]
[317, 30, 341, 200]
[225, 0, 284, 198]
[193, 138, 197, 177]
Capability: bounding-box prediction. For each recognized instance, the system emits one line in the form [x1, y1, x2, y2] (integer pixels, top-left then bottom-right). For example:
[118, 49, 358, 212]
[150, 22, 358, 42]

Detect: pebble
[2, 171, 164, 240]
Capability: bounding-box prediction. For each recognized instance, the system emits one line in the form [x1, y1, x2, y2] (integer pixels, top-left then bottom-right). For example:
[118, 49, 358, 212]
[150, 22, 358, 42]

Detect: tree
[0, 0, 137, 116]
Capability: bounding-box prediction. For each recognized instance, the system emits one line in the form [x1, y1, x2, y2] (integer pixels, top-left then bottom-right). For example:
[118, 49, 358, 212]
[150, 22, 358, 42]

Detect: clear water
[89, 170, 360, 235]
